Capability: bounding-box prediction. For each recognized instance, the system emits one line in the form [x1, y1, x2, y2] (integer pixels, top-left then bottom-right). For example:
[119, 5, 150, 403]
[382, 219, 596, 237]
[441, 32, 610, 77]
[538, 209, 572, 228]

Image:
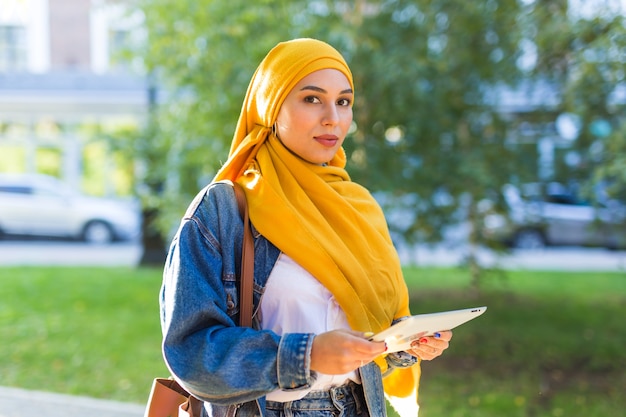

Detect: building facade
[0, 0, 147, 195]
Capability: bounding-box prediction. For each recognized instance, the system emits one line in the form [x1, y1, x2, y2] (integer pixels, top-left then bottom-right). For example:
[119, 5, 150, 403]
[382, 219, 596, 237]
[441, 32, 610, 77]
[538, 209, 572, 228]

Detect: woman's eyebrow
[300, 86, 353, 95]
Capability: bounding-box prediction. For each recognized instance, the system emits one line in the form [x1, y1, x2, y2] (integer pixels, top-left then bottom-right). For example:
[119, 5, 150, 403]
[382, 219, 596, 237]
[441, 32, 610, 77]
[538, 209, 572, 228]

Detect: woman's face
[275, 69, 353, 165]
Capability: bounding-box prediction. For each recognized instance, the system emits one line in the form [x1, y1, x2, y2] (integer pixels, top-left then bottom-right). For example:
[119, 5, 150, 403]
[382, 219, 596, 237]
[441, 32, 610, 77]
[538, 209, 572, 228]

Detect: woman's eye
[338, 98, 351, 106]
[304, 96, 321, 104]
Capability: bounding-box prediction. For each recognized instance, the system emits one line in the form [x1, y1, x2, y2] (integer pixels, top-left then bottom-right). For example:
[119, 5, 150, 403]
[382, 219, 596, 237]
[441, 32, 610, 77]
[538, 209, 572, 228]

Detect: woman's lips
[315, 134, 339, 147]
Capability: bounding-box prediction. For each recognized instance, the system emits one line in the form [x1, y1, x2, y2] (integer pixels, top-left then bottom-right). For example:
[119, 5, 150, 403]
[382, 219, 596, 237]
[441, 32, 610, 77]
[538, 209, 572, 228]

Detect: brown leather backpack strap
[233, 182, 254, 328]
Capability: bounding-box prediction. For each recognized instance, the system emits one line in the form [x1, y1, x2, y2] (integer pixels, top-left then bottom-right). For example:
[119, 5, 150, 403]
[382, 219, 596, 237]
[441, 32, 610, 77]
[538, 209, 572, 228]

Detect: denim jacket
[161, 181, 416, 416]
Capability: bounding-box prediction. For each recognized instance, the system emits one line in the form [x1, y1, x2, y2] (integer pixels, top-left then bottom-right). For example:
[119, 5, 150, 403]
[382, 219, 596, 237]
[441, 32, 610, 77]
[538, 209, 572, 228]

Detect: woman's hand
[407, 330, 453, 361]
[310, 329, 386, 375]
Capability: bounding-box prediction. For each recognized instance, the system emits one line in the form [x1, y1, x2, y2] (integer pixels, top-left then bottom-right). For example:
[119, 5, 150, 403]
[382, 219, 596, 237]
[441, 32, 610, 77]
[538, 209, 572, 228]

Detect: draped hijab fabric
[212, 38, 419, 400]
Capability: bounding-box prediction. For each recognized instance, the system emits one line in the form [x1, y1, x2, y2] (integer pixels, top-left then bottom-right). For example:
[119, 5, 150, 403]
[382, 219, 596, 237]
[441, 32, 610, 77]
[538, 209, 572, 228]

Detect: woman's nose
[322, 104, 339, 126]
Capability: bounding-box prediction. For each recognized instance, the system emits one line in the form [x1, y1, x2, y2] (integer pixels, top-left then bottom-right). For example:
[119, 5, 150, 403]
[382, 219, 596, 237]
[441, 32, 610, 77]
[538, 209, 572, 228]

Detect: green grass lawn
[0, 267, 168, 402]
[1, 266, 624, 417]
[402, 267, 626, 417]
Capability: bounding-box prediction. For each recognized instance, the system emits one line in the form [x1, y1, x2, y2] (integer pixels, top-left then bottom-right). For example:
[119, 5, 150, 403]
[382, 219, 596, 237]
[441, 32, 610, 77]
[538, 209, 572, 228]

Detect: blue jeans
[265, 381, 370, 416]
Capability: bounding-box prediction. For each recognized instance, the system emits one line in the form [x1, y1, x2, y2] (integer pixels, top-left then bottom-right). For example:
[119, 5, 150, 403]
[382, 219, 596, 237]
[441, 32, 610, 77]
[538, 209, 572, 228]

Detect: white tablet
[370, 306, 487, 353]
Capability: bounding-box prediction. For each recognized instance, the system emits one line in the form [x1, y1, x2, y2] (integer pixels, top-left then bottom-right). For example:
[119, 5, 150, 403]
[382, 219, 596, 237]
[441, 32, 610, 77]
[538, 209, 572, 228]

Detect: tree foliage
[528, 0, 626, 200]
[123, 0, 626, 269]
[344, 0, 526, 249]
[129, 0, 314, 233]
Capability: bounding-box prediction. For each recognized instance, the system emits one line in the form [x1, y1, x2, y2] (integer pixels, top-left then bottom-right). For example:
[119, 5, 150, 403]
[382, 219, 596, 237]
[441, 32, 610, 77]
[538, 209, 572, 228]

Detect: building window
[108, 28, 130, 71]
[0, 25, 27, 71]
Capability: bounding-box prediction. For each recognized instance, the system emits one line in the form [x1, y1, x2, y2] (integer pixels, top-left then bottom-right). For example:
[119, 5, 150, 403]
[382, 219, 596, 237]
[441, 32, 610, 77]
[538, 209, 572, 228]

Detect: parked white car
[0, 173, 141, 244]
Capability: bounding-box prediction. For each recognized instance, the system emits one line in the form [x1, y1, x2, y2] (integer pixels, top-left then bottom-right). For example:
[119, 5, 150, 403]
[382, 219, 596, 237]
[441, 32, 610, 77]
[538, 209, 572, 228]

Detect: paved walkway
[0, 241, 142, 267]
[0, 386, 144, 417]
[1, 241, 626, 271]
[397, 244, 626, 271]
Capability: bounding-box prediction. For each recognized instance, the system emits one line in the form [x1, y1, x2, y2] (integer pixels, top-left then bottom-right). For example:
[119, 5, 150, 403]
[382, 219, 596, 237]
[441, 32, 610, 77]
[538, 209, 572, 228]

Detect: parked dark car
[0, 173, 141, 244]
[483, 182, 626, 249]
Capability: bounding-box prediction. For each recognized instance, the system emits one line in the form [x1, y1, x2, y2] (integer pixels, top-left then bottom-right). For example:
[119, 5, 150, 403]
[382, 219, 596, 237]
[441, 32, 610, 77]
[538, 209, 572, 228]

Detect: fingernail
[434, 332, 441, 339]
[384, 343, 388, 352]
[419, 338, 428, 344]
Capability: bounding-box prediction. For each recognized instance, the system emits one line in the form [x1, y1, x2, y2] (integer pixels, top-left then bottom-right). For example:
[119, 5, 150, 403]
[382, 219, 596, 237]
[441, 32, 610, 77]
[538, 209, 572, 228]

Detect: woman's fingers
[407, 330, 453, 361]
[434, 330, 453, 341]
[310, 330, 386, 374]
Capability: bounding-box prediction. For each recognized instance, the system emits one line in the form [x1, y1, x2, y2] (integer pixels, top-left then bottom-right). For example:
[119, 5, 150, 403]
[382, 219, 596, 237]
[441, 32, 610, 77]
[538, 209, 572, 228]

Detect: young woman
[161, 38, 452, 417]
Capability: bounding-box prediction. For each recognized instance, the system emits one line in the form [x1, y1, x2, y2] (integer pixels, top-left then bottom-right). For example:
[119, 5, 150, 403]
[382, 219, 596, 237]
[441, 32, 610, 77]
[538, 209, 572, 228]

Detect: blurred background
[1, 1, 625, 416]
[2, 0, 626, 265]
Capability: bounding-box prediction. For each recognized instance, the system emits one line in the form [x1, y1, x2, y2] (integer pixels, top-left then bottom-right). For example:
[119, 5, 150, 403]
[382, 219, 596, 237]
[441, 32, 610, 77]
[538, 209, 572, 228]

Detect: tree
[344, 1, 527, 284]
[126, 0, 314, 264]
[123, 0, 626, 274]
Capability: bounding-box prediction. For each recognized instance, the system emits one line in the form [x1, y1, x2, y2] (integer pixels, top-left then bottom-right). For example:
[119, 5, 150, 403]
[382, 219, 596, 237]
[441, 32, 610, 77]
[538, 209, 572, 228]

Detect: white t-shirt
[261, 253, 360, 402]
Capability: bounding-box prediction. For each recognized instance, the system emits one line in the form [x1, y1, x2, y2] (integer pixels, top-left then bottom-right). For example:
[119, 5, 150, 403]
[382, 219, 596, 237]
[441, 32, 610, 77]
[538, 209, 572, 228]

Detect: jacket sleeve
[160, 183, 315, 405]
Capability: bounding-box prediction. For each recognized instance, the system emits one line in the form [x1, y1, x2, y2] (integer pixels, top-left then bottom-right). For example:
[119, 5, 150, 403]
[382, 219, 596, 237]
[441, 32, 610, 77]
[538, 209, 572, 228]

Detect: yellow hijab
[213, 38, 419, 399]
